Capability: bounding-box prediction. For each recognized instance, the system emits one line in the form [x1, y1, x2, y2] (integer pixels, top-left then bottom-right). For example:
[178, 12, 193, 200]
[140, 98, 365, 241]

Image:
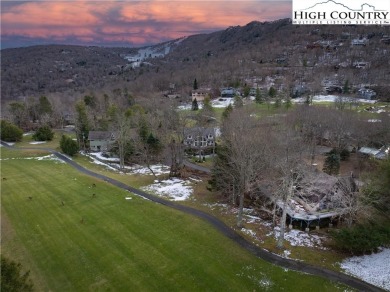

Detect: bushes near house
[60, 135, 79, 156]
[33, 125, 54, 141]
[0, 120, 23, 142]
[332, 222, 390, 254]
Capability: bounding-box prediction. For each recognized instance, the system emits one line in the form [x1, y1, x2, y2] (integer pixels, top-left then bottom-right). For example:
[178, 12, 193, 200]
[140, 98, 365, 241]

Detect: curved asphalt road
[1, 142, 384, 292]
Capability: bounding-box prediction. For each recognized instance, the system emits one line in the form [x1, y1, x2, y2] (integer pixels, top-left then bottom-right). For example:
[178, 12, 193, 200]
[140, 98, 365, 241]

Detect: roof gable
[88, 131, 113, 140]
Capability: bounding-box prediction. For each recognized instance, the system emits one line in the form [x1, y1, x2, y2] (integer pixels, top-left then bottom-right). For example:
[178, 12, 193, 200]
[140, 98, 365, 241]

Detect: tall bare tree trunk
[277, 179, 293, 249]
[237, 190, 245, 228]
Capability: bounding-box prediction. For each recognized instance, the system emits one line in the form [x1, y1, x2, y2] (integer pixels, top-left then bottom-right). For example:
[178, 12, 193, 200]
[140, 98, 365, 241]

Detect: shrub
[331, 222, 390, 254]
[340, 148, 350, 161]
[0, 120, 23, 142]
[323, 149, 340, 175]
[32, 125, 54, 141]
[1, 257, 34, 292]
[60, 135, 79, 156]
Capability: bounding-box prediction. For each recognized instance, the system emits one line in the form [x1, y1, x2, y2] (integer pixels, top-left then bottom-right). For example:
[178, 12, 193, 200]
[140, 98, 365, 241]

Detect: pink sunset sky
[1, 1, 291, 49]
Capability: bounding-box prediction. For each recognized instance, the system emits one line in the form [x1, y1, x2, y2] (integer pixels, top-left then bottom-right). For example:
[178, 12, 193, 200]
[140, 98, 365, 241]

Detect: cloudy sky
[1, 1, 291, 49]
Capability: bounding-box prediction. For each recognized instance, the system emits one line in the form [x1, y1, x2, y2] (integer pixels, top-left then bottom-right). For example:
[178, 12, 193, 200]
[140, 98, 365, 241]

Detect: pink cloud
[1, 1, 291, 48]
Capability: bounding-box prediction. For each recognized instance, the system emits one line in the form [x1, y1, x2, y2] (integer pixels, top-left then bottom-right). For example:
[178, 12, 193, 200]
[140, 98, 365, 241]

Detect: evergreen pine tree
[285, 97, 292, 109]
[222, 104, 233, 119]
[191, 98, 199, 111]
[0, 120, 23, 142]
[343, 80, 350, 94]
[146, 133, 162, 154]
[255, 88, 262, 104]
[33, 125, 54, 141]
[38, 96, 53, 115]
[268, 86, 276, 99]
[274, 97, 281, 108]
[60, 135, 79, 156]
[323, 149, 340, 175]
[193, 78, 198, 90]
[234, 95, 243, 108]
[203, 96, 213, 112]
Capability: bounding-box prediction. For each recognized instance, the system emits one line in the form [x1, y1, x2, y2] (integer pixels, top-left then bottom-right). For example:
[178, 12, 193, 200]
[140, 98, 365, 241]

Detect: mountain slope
[1, 19, 390, 102]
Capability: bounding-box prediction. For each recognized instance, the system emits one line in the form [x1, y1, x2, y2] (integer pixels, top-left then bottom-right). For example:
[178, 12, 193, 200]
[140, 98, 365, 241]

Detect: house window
[201, 138, 207, 147]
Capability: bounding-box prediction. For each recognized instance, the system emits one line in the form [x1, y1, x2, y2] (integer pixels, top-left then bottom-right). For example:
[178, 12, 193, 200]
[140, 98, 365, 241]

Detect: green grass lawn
[15, 129, 76, 150]
[0, 148, 350, 291]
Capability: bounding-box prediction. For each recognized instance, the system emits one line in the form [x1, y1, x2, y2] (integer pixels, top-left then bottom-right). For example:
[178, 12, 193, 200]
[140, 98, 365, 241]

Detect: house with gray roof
[183, 127, 215, 149]
[88, 131, 115, 152]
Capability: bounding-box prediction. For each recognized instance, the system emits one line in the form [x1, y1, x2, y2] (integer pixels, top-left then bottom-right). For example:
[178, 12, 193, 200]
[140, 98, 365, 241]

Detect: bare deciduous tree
[214, 108, 272, 227]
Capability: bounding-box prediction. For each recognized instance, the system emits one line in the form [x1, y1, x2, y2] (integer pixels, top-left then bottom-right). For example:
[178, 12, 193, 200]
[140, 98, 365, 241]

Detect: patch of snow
[340, 248, 390, 291]
[0, 154, 65, 163]
[290, 199, 306, 214]
[368, 119, 381, 123]
[29, 141, 47, 145]
[242, 228, 258, 239]
[23, 132, 33, 136]
[269, 226, 325, 248]
[203, 203, 229, 210]
[129, 164, 170, 176]
[177, 103, 204, 110]
[89, 152, 120, 162]
[292, 95, 377, 104]
[283, 250, 291, 258]
[86, 154, 118, 171]
[3, 142, 15, 146]
[245, 214, 262, 224]
[125, 197, 132, 200]
[214, 127, 221, 137]
[237, 265, 273, 290]
[211, 98, 234, 108]
[81, 152, 169, 175]
[141, 178, 193, 201]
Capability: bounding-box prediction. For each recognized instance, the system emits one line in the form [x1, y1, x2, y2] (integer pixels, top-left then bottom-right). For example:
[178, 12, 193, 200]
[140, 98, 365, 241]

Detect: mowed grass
[16, 129, 74, 150]
[1, 149, 350, 291]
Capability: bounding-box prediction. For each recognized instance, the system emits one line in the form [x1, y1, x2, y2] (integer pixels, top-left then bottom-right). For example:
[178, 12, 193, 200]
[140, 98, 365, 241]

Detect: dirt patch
[309, 153, 375, 178]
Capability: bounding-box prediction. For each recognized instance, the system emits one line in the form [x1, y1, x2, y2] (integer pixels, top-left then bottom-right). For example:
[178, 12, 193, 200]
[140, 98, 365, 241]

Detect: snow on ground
[292, 95, 377, 104]
[242, 228, 259, 240]
[268, 226, 325, 248]
[29, 141, 47, 144]
[81, 152, 170, 175]
[130, 164, 170, 175]
[2, 142, 15, 146]
[203, 203, 229, 210]
[141, 178, 193, 201]
[177, 97, 234, 110]
[23, 132, 34, 136]
[340, 248, 390, 291]
[211, 98, 234, 108]
[89, 152, 120, 162]
[236, 265, 274, 290]
[83, 153, 118, 171]
[1, 154, 65, 164]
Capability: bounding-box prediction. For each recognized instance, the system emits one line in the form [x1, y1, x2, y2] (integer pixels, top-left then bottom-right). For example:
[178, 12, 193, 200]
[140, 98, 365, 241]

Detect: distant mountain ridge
[1, 18, 390, 104]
